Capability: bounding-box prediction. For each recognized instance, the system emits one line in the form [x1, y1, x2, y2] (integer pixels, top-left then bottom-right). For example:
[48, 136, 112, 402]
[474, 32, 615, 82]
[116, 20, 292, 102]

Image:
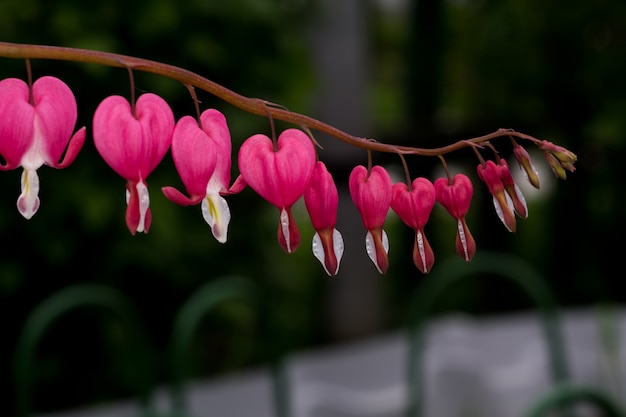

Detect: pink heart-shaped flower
[238, 128, 315, 209]
[238, 128, 316, 253]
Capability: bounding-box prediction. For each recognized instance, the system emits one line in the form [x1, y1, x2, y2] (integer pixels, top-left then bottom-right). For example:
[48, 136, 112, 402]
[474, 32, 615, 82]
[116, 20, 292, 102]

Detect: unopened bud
[544, 152, 568, 180]
[513, 144, 540, 189]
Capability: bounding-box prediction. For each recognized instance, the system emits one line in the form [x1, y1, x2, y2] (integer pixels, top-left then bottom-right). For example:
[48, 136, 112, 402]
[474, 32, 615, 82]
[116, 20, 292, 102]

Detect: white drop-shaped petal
[17, 168, 40, 219]
[312, 229, 344, 276]
[365, 229, 389, 274]
[201, 192, 231, 243]
[135, 181, 150, 233]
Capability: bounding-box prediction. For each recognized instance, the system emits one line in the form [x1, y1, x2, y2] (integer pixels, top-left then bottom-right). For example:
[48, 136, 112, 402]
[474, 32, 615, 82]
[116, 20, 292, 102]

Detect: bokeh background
[1, 0, 625, 415]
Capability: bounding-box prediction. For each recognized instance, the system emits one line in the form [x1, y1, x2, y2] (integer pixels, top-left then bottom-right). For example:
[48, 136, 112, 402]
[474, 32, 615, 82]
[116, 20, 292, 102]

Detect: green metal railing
[405, 250, 625, 417]
[13, 254, 625, 417]
[13, 276, 292, 417]
[13, 283, 155, 417]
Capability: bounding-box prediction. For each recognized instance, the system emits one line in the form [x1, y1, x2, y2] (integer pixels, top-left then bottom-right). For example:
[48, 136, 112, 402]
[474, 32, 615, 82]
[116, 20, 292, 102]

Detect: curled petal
[54, 127, 87, 169]
[161, 186, 202, 206]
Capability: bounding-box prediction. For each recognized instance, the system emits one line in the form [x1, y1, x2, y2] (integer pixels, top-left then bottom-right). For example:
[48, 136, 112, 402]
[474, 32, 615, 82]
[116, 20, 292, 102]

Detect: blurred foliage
[2, 0, 626, 415]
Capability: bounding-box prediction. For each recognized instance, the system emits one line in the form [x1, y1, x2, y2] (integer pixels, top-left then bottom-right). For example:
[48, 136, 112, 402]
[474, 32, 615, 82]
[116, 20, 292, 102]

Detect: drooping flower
[391, 177, 436, 273]
[477, 160, 517, 232]
[304, 161, 344, 276]
[434, 174, 476, 262]
[162, 109, 235, 243]
[93, 93, 174, 234]
[349, 165, 392, 274]
[238, 128, 316, 253]
[0, 76, 86, 219]
[497, 159, 528, 219]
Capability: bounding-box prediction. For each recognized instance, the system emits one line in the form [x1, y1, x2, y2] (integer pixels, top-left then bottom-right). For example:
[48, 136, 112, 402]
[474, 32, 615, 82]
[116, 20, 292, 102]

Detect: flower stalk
[0, 41, 543, 156]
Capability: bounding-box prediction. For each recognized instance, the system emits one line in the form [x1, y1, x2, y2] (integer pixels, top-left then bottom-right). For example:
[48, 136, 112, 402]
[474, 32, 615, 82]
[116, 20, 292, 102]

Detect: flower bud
[512, 143, 540, 189]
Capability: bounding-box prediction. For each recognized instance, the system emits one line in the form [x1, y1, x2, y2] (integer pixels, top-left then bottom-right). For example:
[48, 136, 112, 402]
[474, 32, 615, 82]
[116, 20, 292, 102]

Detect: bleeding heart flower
[434, 174, 476, 262]
[497, 159, 528, 219]
[477, 160, 517, 232]
[0, 76, 86, 219]
[304, 161, 344, 276]
[93, 93, 174, 234]
[349, 165, 392, 274]
[391, 177, 436, 273]
[238, 128, 316, 253]
[162, 109, 235, 243]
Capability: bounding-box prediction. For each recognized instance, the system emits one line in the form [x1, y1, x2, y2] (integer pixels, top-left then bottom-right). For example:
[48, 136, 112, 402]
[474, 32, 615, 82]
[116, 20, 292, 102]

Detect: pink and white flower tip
[93, 93, 174, 235]
[391, 177, 436, 274]
[162, 109, 236, 243]
[304, 161, 344, 276]
[0, 76, 86, 219]
[434, 174, 476, 262]
[238, 128, 316, 254]
[349, 165, 392, 274]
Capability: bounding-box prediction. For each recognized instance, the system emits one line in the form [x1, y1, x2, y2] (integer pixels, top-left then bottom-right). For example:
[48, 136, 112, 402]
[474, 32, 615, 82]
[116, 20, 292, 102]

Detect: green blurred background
[1, 0, 624, 414]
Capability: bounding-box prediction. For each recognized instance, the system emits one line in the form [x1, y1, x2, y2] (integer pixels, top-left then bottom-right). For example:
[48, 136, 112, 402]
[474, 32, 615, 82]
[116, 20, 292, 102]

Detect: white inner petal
[416, 230, 427, 272]
[202, 192, 231, 243]
[17, 168, 41, 219]
[280, 208, 291, 253]
[135, 181, 150, 233]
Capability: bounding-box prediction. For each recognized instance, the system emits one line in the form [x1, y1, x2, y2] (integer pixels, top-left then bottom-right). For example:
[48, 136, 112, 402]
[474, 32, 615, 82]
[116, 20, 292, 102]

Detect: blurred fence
[13, 252, 626, 417]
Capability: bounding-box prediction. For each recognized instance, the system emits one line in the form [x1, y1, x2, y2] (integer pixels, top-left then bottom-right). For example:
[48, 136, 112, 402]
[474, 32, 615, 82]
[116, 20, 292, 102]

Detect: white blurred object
[37, 307, 626, 417]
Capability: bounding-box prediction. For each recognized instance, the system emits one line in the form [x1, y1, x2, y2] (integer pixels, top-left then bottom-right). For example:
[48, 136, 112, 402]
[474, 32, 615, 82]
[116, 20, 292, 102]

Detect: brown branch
[0, 41, 542, 156]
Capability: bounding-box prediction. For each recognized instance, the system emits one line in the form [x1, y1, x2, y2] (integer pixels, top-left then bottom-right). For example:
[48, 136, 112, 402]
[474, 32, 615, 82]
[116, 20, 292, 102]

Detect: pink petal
[32, 76, 80, 165]
[170, 115, 217, 199]
[304, 161, 338, 231]
[0, 78, 34, 169]
[162, 186, 202, 206]
[200, 109, 232, 191]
